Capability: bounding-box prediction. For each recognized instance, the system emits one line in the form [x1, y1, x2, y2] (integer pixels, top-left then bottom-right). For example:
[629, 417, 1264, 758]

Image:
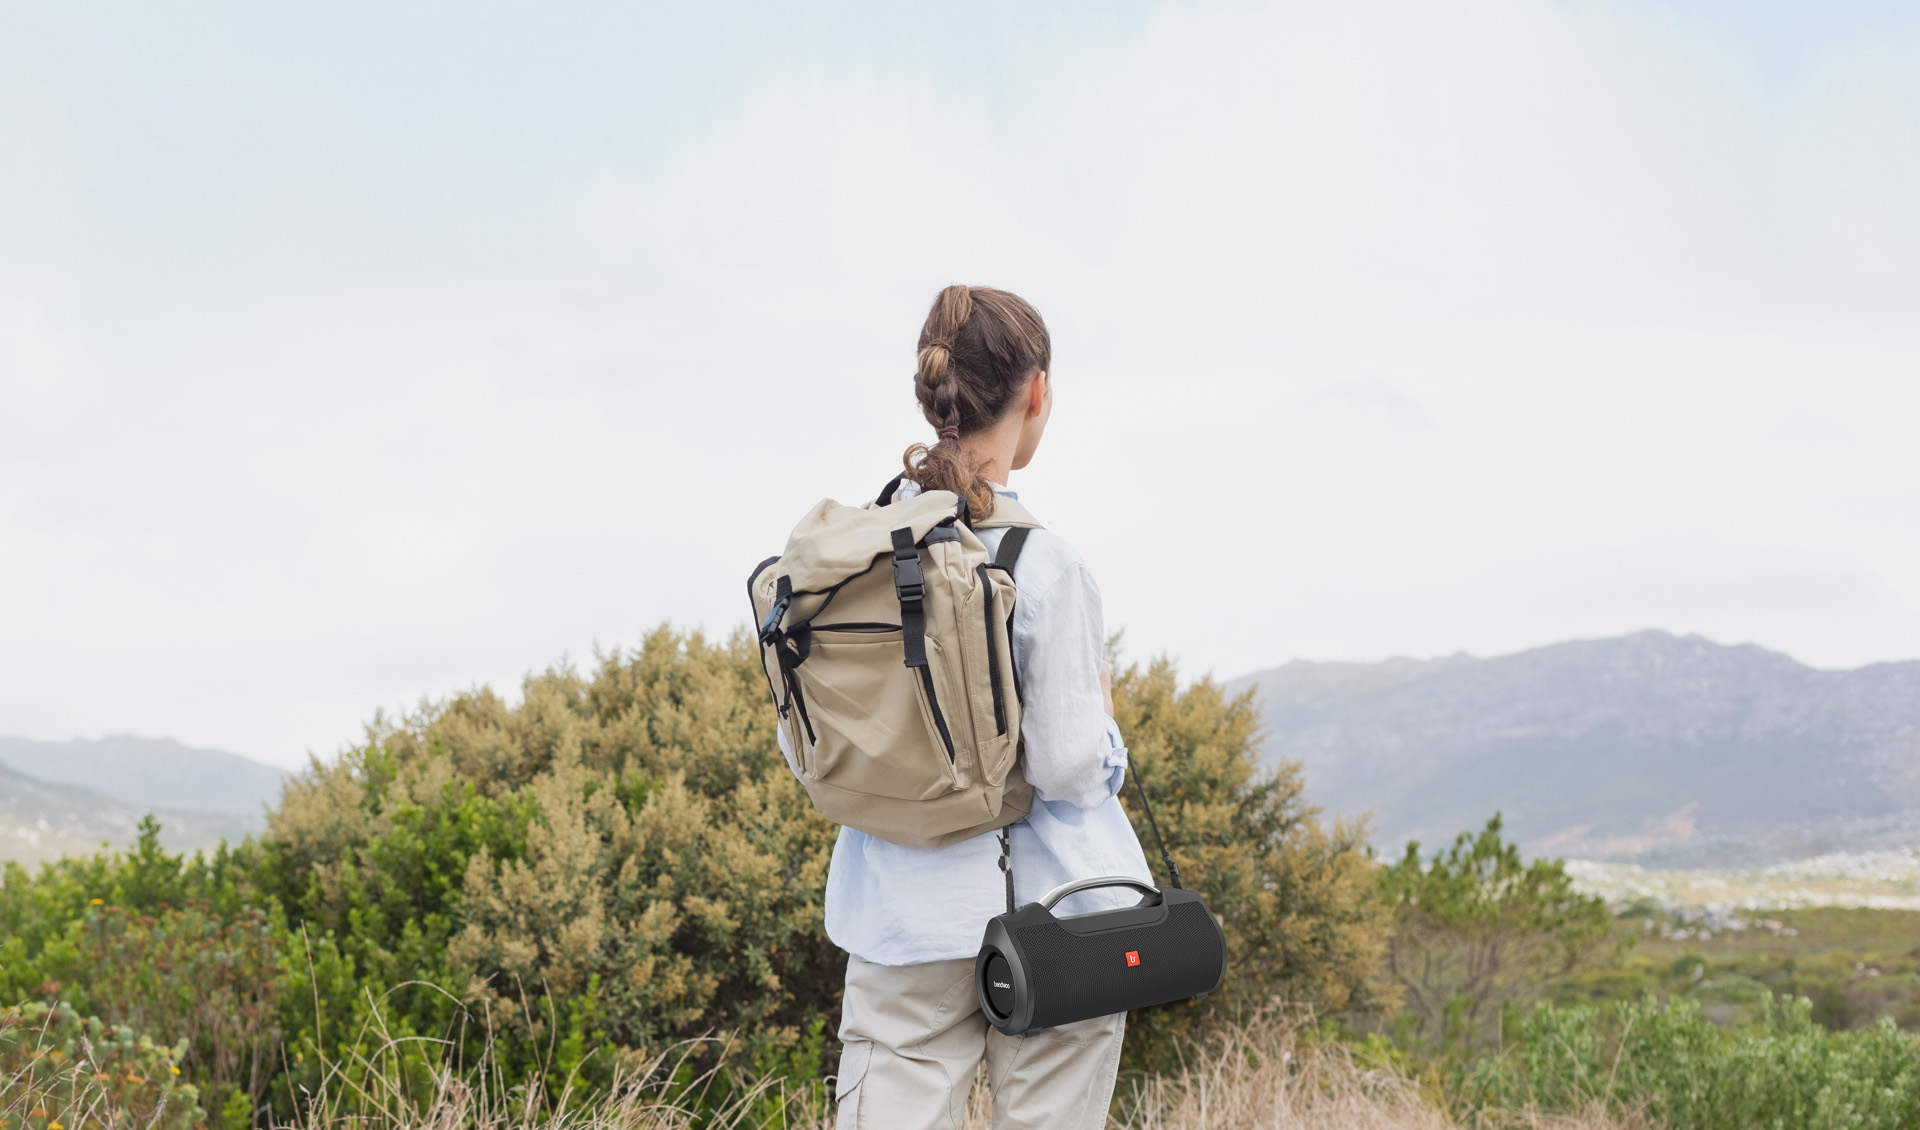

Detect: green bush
[1377, 814, 1614, 1053]
[0, 1000, 203, 1130]
[256, 627, 842, 1111]
[73, 901, 280, 1128]
[1458, 994, 1920, 1130]
[4, 628, 1394, 1120]
[0, 816, 255, 1006]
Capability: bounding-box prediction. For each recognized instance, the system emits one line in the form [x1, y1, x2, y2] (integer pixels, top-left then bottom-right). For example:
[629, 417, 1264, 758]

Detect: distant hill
[0, 761, 262, 869]
[0, 735, 288, 867]
[0, 735, 288, 817]
[1227, 631, 1920, 868]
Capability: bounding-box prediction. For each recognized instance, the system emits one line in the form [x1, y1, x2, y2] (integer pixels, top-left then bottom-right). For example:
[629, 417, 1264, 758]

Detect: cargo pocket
[833, 1038, 872, 1128]
[797, 629, 955, 801]
[914, 634, 970, 787]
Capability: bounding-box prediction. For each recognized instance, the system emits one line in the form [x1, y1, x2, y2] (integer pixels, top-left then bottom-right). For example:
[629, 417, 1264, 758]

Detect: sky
[3, 0, 1918, 770]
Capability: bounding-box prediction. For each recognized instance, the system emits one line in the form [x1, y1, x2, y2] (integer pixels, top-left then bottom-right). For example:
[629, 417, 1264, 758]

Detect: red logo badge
[1125, 951, 1140, 967]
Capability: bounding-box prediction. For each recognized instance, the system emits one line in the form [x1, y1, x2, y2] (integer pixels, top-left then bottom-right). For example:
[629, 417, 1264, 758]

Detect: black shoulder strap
[993, 526, 1031, 573]
[876, 474, 906, 506]
[999, 752, 1183, 912]
[999, 826, 1015, 913]
[1127, 755, 1183, 889]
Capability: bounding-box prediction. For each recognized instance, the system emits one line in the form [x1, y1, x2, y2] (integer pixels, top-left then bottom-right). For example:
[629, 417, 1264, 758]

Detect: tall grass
[4, 991, 836, 1130]
[1108, 1013, 1639, 1130]
[10, 1001, 1655, 1130]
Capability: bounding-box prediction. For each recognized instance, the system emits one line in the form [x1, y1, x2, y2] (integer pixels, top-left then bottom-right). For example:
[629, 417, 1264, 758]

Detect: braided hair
[901, 284, 1052, 518]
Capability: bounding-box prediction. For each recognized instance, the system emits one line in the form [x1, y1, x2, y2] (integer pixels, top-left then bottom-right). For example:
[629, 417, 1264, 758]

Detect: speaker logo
[1125, 951, 1140, 967]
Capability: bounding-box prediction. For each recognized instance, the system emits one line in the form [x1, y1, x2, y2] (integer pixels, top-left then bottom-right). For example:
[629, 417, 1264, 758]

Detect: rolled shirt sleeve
[1011, 559, 1128, 808]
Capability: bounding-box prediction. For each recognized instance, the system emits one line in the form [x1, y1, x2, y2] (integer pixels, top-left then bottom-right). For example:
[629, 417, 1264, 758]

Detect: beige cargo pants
[834, 954, 1125, 1130]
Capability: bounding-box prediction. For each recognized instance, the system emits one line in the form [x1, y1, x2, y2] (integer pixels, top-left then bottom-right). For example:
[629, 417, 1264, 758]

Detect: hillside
[1228, 631, 1920, 867]
[0, 736, 287, 867]
[0, 734, 288, 816]
[0, 761, 260, 868]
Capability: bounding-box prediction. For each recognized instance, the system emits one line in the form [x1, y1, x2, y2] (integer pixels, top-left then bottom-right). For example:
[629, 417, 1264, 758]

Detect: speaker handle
[1036, 875, 1163, 912]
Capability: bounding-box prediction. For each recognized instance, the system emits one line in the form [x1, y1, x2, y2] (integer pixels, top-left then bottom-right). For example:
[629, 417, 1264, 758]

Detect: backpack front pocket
[794, 628, 957, 802]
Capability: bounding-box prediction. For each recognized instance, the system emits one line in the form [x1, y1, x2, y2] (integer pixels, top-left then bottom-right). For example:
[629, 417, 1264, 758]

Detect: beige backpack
[748, 475, 1042, 848]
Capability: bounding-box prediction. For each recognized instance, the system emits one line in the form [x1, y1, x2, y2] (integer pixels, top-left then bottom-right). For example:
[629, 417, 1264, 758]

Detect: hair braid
[900, 284, 1051, 519]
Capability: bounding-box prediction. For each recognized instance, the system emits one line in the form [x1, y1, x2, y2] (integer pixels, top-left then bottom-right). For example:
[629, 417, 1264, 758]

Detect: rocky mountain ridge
[1228, 631, 1920, 867]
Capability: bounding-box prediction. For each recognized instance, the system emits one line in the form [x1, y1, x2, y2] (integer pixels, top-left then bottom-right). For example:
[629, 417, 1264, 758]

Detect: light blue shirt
[783, 480, 1154, 965]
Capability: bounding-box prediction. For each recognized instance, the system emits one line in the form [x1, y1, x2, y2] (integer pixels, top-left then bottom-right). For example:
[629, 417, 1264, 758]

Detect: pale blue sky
[4, 1, 1919, 767]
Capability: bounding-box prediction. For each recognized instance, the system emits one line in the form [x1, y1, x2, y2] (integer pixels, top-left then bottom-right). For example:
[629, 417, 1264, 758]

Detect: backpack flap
[777, 491, 970, 598]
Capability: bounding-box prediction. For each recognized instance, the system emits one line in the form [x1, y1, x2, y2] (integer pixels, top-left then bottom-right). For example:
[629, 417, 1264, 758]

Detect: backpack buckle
[757, 594, 791, 644]
[889, 528, 925, 603]
[892, 549, 924, 603]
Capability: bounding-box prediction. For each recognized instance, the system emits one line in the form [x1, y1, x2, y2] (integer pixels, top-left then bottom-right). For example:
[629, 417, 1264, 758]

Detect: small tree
[1377, 814, 1613, 1053]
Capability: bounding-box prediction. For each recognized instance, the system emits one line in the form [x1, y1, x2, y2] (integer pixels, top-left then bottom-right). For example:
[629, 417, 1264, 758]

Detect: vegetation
[2, 1000, 205, 1130]
[1377, 815, 1615, 1052]
[2, 629, 1387, 1125]
[258, 627, 842, 1109]
[1457, 995, 1920, 1130]
[1562, 906, 1920, 1032]
[8, 628, 1920, 1127]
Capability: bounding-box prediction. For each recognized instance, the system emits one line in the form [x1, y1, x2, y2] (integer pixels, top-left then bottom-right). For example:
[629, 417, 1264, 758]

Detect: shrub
[1378, 815, 1614, 1053]
[0, 817, 256, 1008]
[256, 627, 841, 1105]
[1458, 994, 1920, 1130]
[0, 1000, 203, 1130]
[74, 901, 280, 1128]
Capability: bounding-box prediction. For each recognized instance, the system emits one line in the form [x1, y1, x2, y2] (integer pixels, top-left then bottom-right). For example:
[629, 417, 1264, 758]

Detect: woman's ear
[1028, 370, 1048, 418]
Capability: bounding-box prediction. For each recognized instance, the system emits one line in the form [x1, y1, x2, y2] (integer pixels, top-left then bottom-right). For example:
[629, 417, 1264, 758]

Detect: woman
[825, 285, 1152, 1129]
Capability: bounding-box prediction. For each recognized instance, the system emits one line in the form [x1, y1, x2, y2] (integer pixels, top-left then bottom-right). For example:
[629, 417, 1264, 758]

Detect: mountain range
[1226, 630, 1920, 868]
[0, 736, 288, 868]
[7, 632, 1918, 870]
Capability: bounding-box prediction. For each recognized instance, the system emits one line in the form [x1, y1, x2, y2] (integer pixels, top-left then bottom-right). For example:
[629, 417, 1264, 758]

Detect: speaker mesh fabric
[1014, 901, 1224, 1030]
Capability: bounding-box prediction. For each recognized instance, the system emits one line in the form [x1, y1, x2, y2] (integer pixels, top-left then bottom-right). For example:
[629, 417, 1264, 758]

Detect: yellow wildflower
[89, 898, 103, 906]
[50, 1122, 63, 1130]
[169, 1066, 180, 1076]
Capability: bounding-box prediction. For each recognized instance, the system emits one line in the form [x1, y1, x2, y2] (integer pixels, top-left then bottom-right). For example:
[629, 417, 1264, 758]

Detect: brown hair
[901, 284, 1052, 518]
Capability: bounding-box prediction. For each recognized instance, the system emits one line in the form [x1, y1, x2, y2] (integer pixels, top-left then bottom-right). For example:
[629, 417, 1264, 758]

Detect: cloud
[2, 1, 1918, 764]
[0, 297, 91, 423]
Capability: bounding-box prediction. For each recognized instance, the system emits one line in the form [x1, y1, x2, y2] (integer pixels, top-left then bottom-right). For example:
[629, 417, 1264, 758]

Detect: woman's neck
[957, 410, 1025, 488]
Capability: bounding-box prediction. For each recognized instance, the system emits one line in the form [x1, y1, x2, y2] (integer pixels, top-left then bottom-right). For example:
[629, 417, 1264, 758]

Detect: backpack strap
[992, 520, 1034, 915]
[889, 526, 929, 669]
[993, 526, 1031, 573]
[876, 474, 906, 506]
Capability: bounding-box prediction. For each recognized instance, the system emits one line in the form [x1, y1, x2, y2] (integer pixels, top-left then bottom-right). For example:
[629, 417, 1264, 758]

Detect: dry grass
[6, 1010, 1654, 1130]
[1094, 1015, 1645, 1130]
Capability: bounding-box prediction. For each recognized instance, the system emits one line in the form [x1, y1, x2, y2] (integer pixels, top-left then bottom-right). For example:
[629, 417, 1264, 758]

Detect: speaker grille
[1015, 902, 1224, 1030]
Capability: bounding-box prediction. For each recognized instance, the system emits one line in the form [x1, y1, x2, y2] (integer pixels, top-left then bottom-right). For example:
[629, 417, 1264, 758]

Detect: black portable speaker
[975, 875, 1226, 1035]
[974, 756, 1227, 1035]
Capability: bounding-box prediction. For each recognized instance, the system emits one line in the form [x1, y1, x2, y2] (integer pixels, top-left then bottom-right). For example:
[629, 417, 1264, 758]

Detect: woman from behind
[826, 285, 1152, 1129]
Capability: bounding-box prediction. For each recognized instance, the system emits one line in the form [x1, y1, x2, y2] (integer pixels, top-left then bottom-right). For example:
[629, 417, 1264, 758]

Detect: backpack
[748, 474, 1043, 848]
